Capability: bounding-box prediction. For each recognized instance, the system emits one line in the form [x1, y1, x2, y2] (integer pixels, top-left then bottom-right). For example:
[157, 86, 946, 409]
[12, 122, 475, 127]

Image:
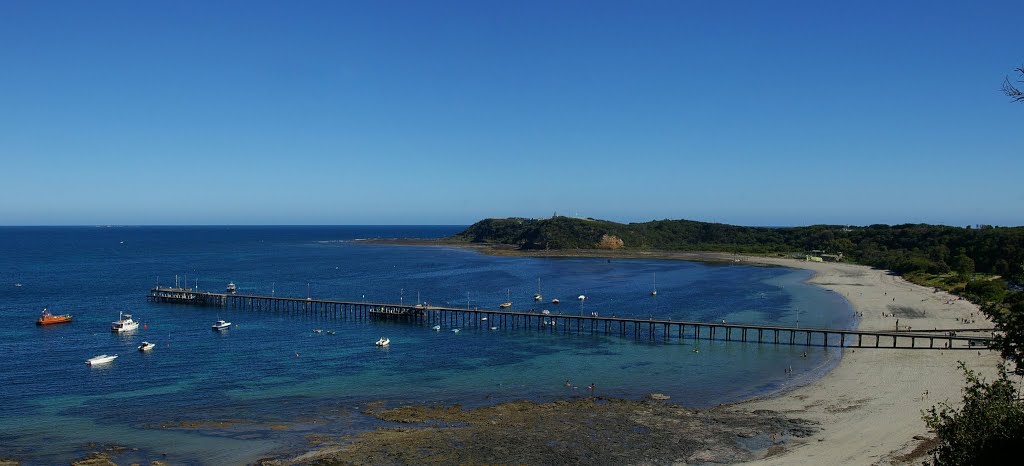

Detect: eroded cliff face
[596, 234, 625, 249]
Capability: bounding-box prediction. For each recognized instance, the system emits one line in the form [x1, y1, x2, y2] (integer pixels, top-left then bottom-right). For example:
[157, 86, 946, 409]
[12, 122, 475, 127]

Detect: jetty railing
[147, 287, 995, 350]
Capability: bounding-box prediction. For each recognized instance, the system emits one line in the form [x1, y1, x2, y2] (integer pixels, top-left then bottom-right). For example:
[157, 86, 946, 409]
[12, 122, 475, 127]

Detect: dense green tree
[952, 253, 976, 278]
[924, 363, 1024, 465]
[985, 294, 1024, 376]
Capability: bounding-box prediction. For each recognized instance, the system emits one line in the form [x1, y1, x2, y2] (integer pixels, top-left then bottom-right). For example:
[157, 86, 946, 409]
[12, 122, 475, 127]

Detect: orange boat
[36, 308, 73, 325]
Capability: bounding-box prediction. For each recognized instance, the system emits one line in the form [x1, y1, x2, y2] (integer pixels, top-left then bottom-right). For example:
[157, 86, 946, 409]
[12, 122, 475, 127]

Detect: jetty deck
[147, 287, 995, 349]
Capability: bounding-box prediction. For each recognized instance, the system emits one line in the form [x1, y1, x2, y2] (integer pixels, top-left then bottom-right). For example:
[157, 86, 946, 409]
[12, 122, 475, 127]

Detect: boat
[138, 341, 156, 352]
[490, 326, 498, 330]
[211, 319, 232, 331]
[452, 328, 460, 333]
[651, 273, 657, 296]
[111, 312, 139, 332]
[432, 325, 441, 331]
[14, 283, 22, 287]
[534, 277, 542, 301]
[481, 317, 488, 321]
[325, 330, 336, 335]
[551, 298, 560, 304]
[86, 354, 118, 365]
[36, 308, 73, 326]
[375, 337, 390, 347]
[541, 309, 550, 315]
[313, 329, 323, 334]
[578, 295, 586, 301]
[499, 289, 512, 308]
[226, 282, 237, 294]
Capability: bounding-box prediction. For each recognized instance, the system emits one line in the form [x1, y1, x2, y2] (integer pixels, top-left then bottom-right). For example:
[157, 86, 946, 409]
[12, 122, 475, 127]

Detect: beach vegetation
[983, 292, 1024, 375]
[923, 363, 1024, 465]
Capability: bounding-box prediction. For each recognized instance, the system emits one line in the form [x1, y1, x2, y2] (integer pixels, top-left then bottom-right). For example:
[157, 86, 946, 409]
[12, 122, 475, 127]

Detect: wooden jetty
[147, 287, 995, 350]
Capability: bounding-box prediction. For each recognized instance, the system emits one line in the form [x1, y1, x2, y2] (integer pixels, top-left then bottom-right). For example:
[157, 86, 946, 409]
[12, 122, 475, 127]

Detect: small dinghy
[375, 337, 390, 347]
[138, 342, 156, 352]
[432, 325, 441, 331]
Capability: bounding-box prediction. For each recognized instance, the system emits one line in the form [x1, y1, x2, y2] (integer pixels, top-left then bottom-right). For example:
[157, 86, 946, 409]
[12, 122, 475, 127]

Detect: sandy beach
[260, 247, 1003, 465]
[740, 256, 1001, 465]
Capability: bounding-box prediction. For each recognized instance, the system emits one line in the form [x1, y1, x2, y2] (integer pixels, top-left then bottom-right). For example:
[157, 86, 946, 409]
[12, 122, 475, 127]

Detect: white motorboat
[452, 328, 460, 333]
[111, 312, 139, 332]
[375, 337, 390, 347]
[578, 295, 586, 301]
[432, 325, 441, 331]
[226, 282, 237, 294]
[551, 298, 560, 304]
[138, 341, 156, 352]
[211, 319, 232, 331]
[490, 326, 498, 330]
[86, 354, 118, 365]
[541, 309, 551, 315]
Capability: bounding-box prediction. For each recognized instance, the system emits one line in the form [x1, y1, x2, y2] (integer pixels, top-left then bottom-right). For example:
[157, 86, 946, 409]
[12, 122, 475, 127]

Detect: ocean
[0, 226, 855, 465]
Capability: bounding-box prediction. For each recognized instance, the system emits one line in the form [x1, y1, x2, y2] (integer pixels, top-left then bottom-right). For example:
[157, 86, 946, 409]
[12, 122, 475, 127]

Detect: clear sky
[1, 1, 1021, 226]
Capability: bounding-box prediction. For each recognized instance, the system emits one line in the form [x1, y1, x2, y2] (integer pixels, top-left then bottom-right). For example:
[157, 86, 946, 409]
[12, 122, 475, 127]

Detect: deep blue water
[0, 226, 854, 465]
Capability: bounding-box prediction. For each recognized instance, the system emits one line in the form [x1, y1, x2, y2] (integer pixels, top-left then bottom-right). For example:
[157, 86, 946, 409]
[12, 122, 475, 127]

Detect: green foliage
[984, 293, 1024, 376]
[923, 363, 1024, 465]
[952, 253, 976, 278]
[963, 279, 1008, 304]
[452, 218, 1024, 287]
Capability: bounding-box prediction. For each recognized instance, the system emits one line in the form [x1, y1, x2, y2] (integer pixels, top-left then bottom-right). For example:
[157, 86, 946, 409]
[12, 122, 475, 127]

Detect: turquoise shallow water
[0, 226, 854, 464]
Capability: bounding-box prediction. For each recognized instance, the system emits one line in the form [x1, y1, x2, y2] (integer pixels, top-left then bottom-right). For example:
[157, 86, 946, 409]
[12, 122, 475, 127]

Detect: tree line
[453, 217, 1024, 283]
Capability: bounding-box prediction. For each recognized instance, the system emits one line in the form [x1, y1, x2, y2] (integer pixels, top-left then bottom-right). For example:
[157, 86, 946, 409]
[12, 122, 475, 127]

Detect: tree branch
[1004, 66, 1024, 102]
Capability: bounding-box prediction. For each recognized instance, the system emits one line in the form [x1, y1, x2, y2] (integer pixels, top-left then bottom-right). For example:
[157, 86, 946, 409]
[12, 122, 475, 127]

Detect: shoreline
[739, 257, 999, 464]
[29, 243, 1000, 465]
[348, 241, 1002, 464]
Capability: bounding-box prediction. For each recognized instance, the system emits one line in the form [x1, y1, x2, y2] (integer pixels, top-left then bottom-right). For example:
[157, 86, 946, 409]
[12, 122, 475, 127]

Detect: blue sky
[1, 1, 1021, 226]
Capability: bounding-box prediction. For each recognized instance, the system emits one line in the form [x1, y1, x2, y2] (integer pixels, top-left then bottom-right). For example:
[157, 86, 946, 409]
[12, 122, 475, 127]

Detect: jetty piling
[146, 286, 994, 350]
